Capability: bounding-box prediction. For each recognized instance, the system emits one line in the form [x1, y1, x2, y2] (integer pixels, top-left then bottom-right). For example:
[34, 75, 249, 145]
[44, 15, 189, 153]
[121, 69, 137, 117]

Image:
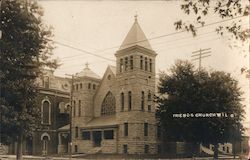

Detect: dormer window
[44, 76, 49, 89]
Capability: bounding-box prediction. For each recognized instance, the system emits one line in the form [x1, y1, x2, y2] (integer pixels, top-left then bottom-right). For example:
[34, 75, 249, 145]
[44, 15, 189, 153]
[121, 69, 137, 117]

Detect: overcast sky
[39, 0, 249, 126]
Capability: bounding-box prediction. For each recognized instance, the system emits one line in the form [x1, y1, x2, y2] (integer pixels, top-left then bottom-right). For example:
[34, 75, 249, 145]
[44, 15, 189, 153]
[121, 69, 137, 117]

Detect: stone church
[58, 17, 160, 154]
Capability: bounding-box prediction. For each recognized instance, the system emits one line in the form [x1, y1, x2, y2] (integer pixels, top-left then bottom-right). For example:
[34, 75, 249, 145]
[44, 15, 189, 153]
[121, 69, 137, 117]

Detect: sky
[39, 0, 249, 127]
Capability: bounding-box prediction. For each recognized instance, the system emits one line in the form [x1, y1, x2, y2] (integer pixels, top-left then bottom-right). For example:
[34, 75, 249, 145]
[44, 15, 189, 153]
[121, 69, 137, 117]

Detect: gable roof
[119, 18, 152, 51]
[108, 65, 116, 75]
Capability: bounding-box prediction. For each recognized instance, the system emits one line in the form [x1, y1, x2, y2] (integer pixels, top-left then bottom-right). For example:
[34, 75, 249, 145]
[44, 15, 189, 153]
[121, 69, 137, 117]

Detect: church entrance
[42, 136, 49, 155]
[93, 131, 102, 147]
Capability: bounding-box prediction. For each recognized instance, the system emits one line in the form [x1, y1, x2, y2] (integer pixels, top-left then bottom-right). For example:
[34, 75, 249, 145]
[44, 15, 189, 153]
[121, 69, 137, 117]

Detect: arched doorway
[42, 136, 49, 155]
[41, 133, 50, 155]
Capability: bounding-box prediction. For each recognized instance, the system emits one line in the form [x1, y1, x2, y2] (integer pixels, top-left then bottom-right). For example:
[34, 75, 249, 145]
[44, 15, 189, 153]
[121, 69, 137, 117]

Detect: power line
[59, 22, 249, 62]
[58, 36, 223, 69]
[61, 30, 217, 60]
[155, 36, 222, 53]
[60, 21, 248, 62]
[54, 40, 116, 62]
[58, 33, 234, 67]
[191, 48, 212, 71]
[54, 15, 247, 62]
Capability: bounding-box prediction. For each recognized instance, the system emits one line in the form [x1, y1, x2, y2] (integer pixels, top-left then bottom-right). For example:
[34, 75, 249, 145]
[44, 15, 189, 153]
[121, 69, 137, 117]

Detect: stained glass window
[101, 92, 116, 115]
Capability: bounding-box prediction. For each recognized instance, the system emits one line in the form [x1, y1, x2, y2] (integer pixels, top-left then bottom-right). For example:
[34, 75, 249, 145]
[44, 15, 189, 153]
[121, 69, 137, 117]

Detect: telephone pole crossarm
[191, 48, 212, 71]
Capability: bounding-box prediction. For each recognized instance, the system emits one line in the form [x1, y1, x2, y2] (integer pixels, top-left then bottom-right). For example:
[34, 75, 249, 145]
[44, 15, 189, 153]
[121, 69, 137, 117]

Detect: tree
[0, 0, 57, 159]
[174, 0, 250, 77]
[156, 60, 245, 159]
[174, 0, 249, 41]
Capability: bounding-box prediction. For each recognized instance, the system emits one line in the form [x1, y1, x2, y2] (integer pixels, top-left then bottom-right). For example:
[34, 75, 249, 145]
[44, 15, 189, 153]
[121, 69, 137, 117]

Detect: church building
[58, 16, 159, 154]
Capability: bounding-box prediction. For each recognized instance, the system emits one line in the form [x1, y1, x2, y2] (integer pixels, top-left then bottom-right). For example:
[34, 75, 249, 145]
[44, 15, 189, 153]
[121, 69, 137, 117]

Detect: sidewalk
[0, 154, 247, 160]
[0, 155, 71, 160]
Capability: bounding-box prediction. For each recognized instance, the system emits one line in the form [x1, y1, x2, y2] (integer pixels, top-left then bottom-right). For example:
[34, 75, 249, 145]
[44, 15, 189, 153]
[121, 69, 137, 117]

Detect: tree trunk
[16, 130, 23, 160]
[233, 142, 236, 159]
[213, 143, 219, 160]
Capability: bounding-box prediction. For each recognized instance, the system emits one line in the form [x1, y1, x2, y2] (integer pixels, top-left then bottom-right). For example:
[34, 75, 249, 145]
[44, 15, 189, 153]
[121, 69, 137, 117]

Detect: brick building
[58, 17, 159, 154]
[8, 70, 71, 155]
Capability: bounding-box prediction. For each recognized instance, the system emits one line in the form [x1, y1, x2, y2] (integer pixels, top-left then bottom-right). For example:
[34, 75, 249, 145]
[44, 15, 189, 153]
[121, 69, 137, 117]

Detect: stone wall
[73, 140, 93, 153]
[101, 140, 117, 153]
[93, 66, 117, 117]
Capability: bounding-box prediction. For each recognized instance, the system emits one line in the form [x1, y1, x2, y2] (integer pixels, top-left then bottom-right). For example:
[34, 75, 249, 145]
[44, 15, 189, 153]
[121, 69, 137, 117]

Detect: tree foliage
[156, 60, 245, 157]
[174, 0, 249, 41]
[0, 0, 57, 146]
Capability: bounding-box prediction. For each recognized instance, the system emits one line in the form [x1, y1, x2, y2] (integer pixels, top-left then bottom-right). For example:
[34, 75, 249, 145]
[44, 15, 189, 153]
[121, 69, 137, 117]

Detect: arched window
[128, 91, 132, 111]
[121, 92, 124, 111]
[130, 56, 133, 70]
[120, 59, 124, 73]
[125, 57, 128, 71]
[148, 91, 152, 101]
[42, 100, 50, 124]
[141, 91, 145, 111]
[78, 100, 81, 116]
[145, 57, 148, 71]
[101, 92, 116, 115]
[140, 56, 143, 69]
[149, 59, 152, 72]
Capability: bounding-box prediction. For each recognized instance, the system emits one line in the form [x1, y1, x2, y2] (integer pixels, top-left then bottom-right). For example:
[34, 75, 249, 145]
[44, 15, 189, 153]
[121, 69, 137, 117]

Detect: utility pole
[191, 48, 211, 71]
[65, 74, 75, 160]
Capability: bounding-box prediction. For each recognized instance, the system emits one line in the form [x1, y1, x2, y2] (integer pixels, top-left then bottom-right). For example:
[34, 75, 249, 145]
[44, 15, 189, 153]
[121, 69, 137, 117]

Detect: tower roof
[119, 16, 153, 51]
[76, 63, 101, 79]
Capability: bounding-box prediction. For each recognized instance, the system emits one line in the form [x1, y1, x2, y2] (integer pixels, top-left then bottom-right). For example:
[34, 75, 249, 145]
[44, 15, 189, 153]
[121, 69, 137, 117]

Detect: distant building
[8, 70, 70, 155]
[58, 17, 159, 154]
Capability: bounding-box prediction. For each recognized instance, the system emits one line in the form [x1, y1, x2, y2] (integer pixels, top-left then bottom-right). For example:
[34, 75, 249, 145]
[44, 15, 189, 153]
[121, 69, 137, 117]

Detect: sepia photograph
[0, 0, 249, 159]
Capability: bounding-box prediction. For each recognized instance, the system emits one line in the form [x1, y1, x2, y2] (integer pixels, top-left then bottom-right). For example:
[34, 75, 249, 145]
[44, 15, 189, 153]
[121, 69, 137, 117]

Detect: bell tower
[71, 63, 101, 153]
[115, 16, 158, 154]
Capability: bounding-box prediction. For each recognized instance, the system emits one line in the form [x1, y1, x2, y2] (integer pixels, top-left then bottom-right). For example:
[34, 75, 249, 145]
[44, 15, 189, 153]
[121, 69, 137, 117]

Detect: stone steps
[0, 144, 8, 155]
[86, 147, 102, 154]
